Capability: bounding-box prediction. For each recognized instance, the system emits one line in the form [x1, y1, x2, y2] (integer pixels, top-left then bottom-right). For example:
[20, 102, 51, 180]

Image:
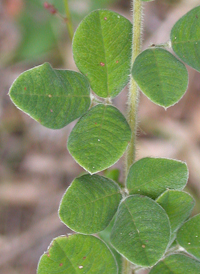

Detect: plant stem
[63, 0, 74, 41]
[125, 0, 143, 177]
[122, 0, 143, 273]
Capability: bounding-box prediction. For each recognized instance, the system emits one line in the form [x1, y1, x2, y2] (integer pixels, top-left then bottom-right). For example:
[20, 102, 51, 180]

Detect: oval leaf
[59, 174, 122, 234]
[67, 104, 131, 174]
[72, 10, 132, 98]
[171, 6, 200, 72]
[126, 157, 188, 199]
[149, 253, 200, 274]
[110, 195, 170, 267]
[132, 48, 188, 108]
[9, 63, 91, 129]
[177, 214, 200, 260]
[37, 234, 118, 274]
[156, 190, 195, 234]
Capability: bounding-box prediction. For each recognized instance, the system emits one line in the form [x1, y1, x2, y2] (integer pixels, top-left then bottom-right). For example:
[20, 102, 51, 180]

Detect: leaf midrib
[173, 39, 200, 44]
[123, 200, 150, 265]
[98, 12, 109, 97]
[14, 93, 90, 98]
[72, 186, 121, 208]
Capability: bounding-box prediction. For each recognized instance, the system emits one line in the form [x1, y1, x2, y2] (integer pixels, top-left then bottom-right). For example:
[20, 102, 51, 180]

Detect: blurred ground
[0, 0, 200, 273]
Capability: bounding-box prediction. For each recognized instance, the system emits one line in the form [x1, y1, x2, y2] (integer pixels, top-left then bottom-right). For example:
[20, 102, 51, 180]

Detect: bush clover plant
[8, 0, 200, 273]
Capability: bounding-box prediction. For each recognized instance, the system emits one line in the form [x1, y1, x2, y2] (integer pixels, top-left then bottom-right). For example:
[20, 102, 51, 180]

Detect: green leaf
[59, 174, 122, 234]
[110, 195, 170, 267]
[171, 6, 200, 72]
[149, 253, 200, 274]
[177, 214, 200, 260]
[9, 63, 91, 129]
[104, 169, 121, 183]
[126, 157, 188, 199]
[67, 104, 131, 174]
[37, 234, 118, 274]
[72, 10, 132, 98]
[16, 12, 58, 61]
[132, 48, 188, 108]
[156, 190, 195, 233]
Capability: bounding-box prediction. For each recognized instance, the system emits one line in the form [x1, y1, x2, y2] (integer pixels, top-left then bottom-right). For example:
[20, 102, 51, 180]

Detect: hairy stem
[122, 0, 143, 274]
[125, 0, 143, 177]
[63, 0, 74, 41]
